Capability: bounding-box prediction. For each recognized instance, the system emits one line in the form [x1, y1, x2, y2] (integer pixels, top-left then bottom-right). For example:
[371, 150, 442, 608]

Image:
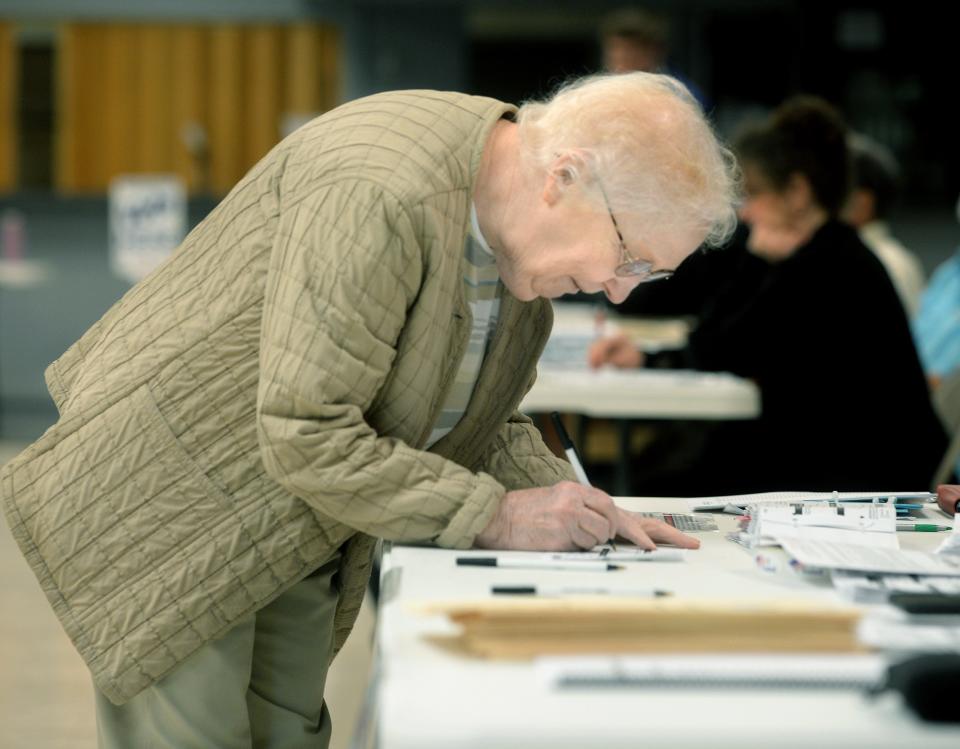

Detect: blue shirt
[914, 250, 960, 378]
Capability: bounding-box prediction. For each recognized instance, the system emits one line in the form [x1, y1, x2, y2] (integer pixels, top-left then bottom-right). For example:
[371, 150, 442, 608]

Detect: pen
[456, 556, 623, 572]
[550, 411, 591, 486]
[550, 411, 617, 550]
[492, 585, 670, 596]
[895, 524, 952, 532]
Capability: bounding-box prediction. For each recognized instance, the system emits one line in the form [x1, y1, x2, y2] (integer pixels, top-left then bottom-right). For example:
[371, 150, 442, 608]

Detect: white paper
[859, 608, 960, 651]
[936, 517, 960, 556]
[550, 547, 686, 562]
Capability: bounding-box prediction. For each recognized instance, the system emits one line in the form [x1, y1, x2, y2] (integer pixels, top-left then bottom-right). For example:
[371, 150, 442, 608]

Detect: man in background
[599, 7, 707, 108]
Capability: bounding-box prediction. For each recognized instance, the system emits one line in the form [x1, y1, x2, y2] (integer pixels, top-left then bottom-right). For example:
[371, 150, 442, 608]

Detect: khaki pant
[95, 556, 341, 749]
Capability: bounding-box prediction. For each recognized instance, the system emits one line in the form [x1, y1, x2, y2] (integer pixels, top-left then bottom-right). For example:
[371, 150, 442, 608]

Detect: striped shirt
[425, 204, 502, 447]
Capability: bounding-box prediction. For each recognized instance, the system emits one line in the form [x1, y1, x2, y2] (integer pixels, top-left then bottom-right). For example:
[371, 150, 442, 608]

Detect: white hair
[515, 72, 740, 247]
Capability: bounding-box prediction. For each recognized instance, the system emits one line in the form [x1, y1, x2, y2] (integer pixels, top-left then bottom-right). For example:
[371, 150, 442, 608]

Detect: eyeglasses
[600, 186, 674, 282]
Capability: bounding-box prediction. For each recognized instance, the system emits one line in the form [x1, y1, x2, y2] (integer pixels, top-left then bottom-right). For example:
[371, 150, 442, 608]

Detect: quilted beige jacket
[1, 91, 575, 704]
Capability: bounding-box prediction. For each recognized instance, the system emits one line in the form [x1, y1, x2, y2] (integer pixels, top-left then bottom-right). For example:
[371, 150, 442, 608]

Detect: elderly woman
[591, 96, 946, 495]
[2, 73, 736, 747]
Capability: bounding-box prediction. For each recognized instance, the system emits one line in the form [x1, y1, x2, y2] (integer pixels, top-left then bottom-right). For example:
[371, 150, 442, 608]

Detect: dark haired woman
[590, 96, 946, 494]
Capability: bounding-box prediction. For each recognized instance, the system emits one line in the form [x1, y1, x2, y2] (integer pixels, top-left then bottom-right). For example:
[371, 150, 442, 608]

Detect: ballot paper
[936, 519, 960, 556]
[747, 503, 899, 550]
[780, 538, 960, 576]
[538, 333, 594, 370]
[553, 546, 687, 562]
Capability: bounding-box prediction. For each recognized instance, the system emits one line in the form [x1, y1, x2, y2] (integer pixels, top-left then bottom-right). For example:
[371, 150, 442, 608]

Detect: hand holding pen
[475, 413, 699, 552]
[473, 481, 649, 551]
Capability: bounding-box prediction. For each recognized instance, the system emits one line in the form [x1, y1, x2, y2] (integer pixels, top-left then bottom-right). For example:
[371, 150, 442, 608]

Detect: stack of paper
[419, 598, 864, 658]
[688, 490, 935, 514]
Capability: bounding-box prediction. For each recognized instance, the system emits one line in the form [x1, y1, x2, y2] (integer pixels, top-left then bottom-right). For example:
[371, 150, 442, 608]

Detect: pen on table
[550, 411, 618, 550]
[492, 585, 670, 597]
[456, 556, 623, 572]
[895, 523, 953, 532]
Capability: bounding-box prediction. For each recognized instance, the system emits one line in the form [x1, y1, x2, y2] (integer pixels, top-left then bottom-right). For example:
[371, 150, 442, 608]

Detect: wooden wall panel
[320, 26, 341, 112]
[136, 25, 175, 173]
[0, 22, 17, 192]
[100, 24, 138, 186]
[69, 25, 110, 191]
[285, 24, 323, 116]
[243, 26, 284, 172]
[56, 22, 340, 195]
[171, 27, 208, 192]
[207, 25, 244, 195]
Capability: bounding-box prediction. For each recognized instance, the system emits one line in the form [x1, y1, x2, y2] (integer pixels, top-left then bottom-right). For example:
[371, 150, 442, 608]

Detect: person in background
[842, 133, 926, 317]
[913, 194, 960, 390]
[1, 73, 737, 748]
[913, 196, 960, 484]
[600, 6, 668, 74]
[590, 96, 946, 495]
[599, 6, 708, 108]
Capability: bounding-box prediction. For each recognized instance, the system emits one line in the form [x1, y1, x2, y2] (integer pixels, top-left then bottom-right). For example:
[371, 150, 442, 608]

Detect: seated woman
[590, 97, 946, 494]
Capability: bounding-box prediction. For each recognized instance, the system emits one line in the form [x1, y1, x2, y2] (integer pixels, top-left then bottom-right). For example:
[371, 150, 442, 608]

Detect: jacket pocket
[32, 383, 240, 621]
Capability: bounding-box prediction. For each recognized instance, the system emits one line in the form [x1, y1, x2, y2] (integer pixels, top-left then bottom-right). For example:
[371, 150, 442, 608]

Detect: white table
[376, 497, 960, 749]
[526, 302, 761, 494]
[521, 367, 760, 495]
[522, 368, 761, 420]
[529, 301, 759, 419]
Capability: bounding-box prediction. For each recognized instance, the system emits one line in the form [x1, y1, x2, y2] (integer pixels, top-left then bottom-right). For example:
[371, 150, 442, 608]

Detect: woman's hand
[936, 484, 960, 516]
[587, 333, 645, 369]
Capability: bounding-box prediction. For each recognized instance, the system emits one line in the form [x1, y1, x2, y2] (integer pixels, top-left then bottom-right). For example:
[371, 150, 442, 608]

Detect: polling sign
[109, 175, 187, 283]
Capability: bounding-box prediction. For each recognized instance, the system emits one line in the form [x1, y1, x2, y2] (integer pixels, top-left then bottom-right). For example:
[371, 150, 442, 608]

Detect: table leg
[616, 419, 633, 496]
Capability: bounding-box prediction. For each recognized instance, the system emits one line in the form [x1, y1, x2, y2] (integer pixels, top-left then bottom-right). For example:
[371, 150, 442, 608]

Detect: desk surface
[376, 498, 960, 749]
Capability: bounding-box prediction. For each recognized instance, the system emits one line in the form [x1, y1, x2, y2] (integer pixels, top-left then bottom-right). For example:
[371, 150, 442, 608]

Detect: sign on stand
[109, 175, 187, 283]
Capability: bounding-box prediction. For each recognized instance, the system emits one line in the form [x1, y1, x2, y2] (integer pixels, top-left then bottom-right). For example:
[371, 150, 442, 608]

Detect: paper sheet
[781, 538, 960, 576]
[936, 517, 960, 556]
[551, 547, 687, 562]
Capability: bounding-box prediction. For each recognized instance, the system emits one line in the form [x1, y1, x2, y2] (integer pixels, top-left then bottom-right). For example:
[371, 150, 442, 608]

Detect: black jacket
[646, 220, 946, 493]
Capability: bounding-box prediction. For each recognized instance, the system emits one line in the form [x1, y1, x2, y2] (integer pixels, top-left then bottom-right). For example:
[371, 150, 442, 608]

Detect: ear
[542, 151, 587, 206]
[784, 172, 815, 213]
